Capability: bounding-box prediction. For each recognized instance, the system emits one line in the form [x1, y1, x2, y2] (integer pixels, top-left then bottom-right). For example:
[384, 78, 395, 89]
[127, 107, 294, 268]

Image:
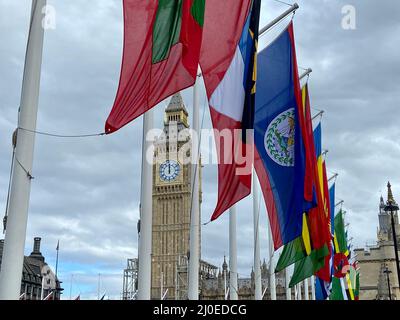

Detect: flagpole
[188, 70, 201, 300]
[311, 275, 316, 300]
[229, 205, 238, 300]
[137, 110, 154, 300]
[285, 267, 291, 300]
[298, 283, 302, 300]
[259, 3, 299, 36]
[253, 171, 262, 300]
[0, 0, 46, 300]
[268, 223, 276, 300]
[299, 68, 312, 81]
[304, 278, 309, 300]
[55, 240, 59, 279]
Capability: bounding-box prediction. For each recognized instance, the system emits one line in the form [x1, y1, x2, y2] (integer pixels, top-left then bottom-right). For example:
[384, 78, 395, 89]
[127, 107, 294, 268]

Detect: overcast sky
[1, 0, 399, 299]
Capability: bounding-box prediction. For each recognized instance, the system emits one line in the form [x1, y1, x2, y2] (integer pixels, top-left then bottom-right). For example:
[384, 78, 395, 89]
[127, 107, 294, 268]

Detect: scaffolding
[122, 258, 138, 300]
[176, 255, 188, 300]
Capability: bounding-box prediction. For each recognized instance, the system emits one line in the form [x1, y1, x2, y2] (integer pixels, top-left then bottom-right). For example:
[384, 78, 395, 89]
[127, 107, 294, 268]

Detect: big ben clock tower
[151, 92, 201, 300]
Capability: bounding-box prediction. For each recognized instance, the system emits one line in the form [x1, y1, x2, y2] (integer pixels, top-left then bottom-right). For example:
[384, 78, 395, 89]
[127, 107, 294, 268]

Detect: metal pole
[137, 110, 154, 300]
[304, 278, 309, 300]
[299, 68, 312, 81]
[55, 240, 59, 279]
[297, 283, 302, 300]
[389, 207, 400, 287]
[229, 206, 238, 300]
[285, 268, 291, 300]
[310, 275, 316, 300]
[268, 218, 276, 300]
[188, 71, 200, 300]
[253, 172, 262, 300]
[0, 0, 47, 300]
[259, 3, 299, 36]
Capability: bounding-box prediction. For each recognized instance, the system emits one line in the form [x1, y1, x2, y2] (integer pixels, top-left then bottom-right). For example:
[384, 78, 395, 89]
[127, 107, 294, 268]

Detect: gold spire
[387, 181, 396, 204]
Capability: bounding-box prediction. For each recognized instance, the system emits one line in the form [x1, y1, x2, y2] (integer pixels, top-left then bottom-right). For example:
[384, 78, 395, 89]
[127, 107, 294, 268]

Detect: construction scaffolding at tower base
[122, 258, 138, 300]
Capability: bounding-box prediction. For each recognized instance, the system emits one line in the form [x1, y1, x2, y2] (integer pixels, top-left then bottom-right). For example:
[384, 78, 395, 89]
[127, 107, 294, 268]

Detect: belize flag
[201, 0, 260, 220]
[254, 22, 312, 249]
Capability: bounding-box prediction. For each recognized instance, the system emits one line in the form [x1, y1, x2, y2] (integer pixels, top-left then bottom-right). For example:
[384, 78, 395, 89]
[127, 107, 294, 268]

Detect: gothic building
[354, 182, 400, 300]
[149, 93, 313, 300]
[151, 92, 204, 299]
[0, 237, 63, 300]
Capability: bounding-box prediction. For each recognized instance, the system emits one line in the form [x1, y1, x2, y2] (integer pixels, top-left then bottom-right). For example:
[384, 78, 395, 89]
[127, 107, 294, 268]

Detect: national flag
[334, 210, 349, 255]
[106, 0, 207, 133]
[346, 265, 357, 300]
[275, 86, 330, 276]
[315, 183, 336, 299]
[254, 22, 314, 249]
[200, 0, 257, 220]
[354, 272, 360, 300]
[56, 240, 59, 251]
[330, 277, 348, 300]
[333, 252, 349, 278]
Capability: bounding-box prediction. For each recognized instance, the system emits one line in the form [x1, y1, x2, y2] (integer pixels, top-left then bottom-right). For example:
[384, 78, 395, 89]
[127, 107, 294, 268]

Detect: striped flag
[200, 0, 258, 220]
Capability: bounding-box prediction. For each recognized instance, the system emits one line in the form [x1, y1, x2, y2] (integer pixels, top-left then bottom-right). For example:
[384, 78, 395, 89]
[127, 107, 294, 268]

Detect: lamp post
[384, 198, 400, 290]
[383, 265, 392, 300]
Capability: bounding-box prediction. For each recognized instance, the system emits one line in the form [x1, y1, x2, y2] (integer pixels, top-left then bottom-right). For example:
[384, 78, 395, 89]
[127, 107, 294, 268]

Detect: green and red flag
[106, 0, 206, 133]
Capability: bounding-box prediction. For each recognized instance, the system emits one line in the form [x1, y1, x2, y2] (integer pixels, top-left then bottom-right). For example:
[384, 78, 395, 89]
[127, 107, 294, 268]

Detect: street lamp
[383, 265, 392, 300]
[384, 183, 400, 291]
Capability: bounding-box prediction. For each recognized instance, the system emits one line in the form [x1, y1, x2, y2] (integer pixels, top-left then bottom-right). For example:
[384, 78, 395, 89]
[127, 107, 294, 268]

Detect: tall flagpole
[229, 205, 238, 300]
[253, 172, 262, 300]
[304, 278, 309, 300]
[0, 0, 46, 300]
[55, 240, 59, 279]
[285, 267, 291, 300]
[188, 70, 200, 300]
[297, 283, 302, 300]
[311, 275, 316, 300]
[137, 110, 154, 300]
[268, 221, 276, 300]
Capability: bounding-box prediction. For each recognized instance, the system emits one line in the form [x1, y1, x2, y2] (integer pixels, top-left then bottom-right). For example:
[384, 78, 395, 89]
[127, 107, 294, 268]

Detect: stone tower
[151, 93, 201, 300]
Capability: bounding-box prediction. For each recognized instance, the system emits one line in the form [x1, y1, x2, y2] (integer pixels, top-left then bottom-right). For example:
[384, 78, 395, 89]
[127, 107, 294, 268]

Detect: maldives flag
[105, 0, 206, 133]
[200, 0, 255, 220]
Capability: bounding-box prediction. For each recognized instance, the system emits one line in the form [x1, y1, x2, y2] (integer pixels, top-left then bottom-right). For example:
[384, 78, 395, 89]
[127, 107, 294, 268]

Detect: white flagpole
[0, 0, 46, 300]
[188, 70, 200, 300]
[311, 275, 316, 300]
[285, 268, 291, 300]
[268, 224, 276, 300]
[297, 283, 302, 300]
[137, 110, 154, 300]
[304, 278, 309, 300]
[253, 172, 262, 300]
[229, 206, 238, 300]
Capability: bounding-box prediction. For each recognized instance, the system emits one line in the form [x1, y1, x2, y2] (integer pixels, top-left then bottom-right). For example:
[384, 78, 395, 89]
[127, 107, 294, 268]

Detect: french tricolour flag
[200, 0, 260, 220]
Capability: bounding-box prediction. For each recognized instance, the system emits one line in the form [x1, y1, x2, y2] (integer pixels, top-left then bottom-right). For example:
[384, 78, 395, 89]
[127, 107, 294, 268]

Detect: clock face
[159, 160, 181, 182]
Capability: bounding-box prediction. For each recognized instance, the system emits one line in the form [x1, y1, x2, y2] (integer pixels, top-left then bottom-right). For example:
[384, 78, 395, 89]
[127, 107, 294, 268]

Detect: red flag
[199, 0, 253, 219]
[302, 84, 330, 250]
[315, 160, 333, 280]
[105, 0, 205, 133]
[301, 84, 331, 281]
[333, 253, 350, 278]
